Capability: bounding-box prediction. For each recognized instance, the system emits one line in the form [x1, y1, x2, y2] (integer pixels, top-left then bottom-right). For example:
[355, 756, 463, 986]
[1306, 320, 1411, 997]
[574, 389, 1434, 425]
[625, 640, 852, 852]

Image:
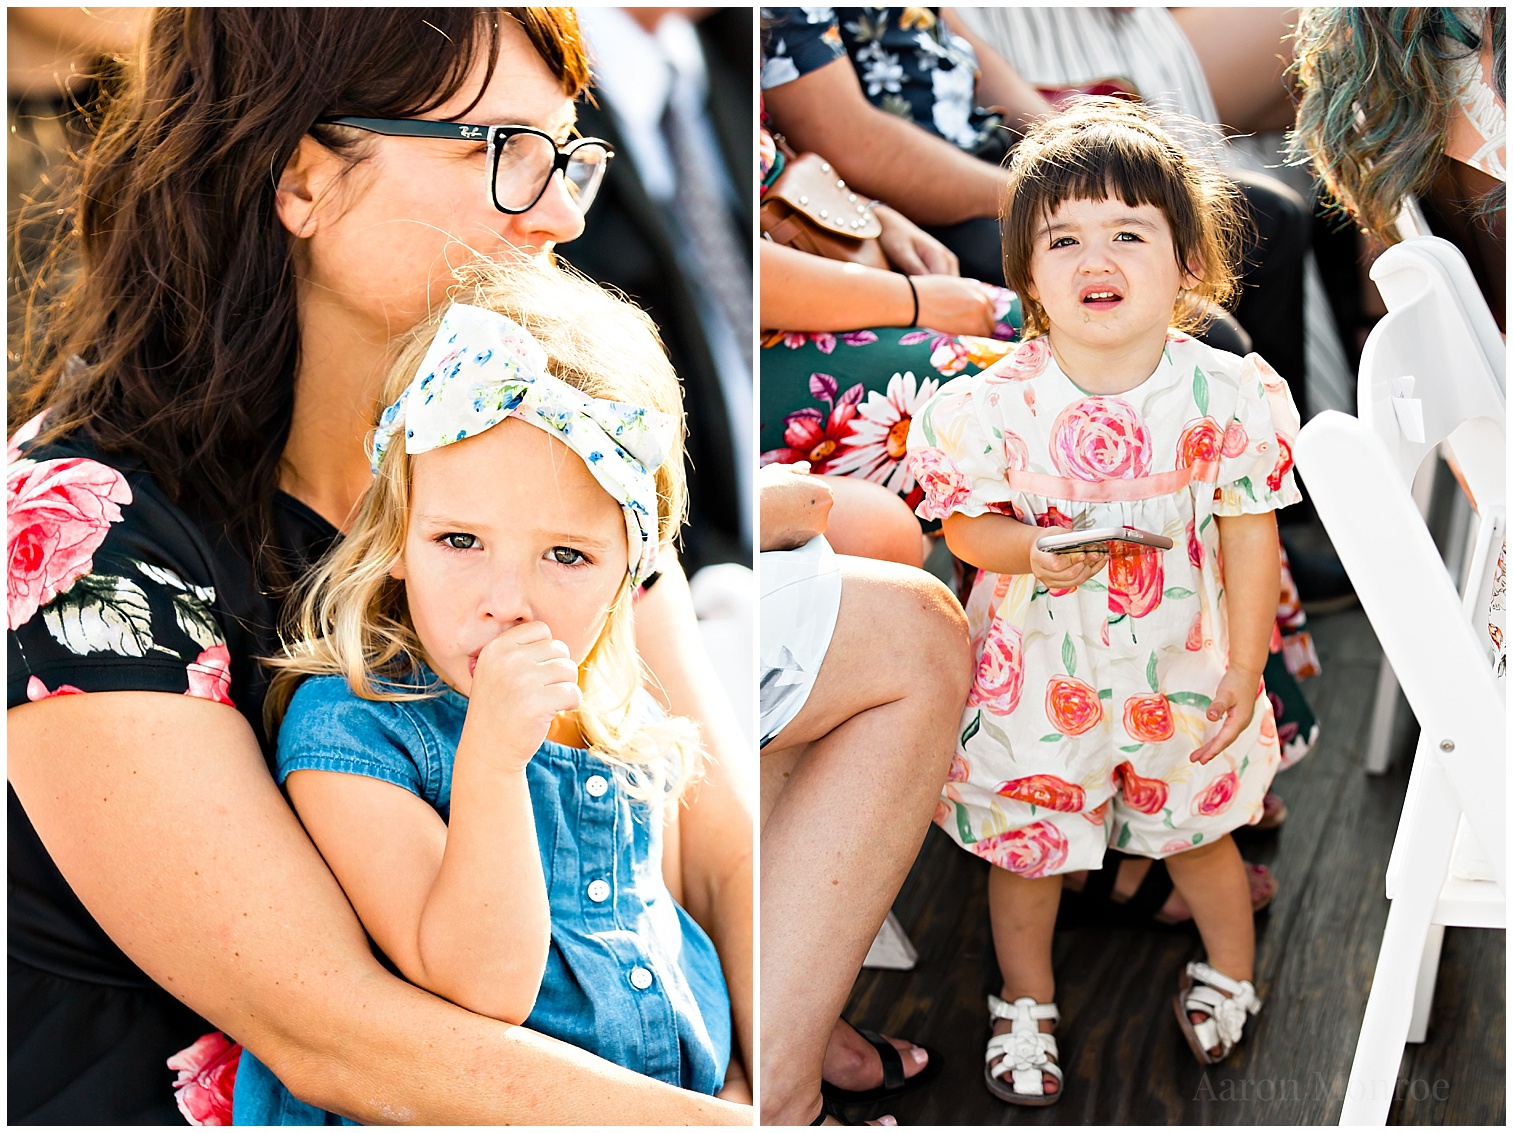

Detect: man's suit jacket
[561, 9, 753, 577]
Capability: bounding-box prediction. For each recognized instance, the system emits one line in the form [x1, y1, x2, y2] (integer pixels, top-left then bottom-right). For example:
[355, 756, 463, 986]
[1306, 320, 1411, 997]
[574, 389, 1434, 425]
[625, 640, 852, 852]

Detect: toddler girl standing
[231, 264, 740, 1122]
[907, 100, 1299, 1105]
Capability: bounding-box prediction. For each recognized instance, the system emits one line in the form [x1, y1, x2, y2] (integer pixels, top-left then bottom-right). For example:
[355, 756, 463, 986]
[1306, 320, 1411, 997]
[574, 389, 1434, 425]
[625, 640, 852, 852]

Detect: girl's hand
[1027, 543, 1108, 590]
[912, 275, 999, 337]
[466, 620, 581, 771]
[874, 203, 959, 275]
[1190, 665, 1263, 764]
[759, 461, 834, 552]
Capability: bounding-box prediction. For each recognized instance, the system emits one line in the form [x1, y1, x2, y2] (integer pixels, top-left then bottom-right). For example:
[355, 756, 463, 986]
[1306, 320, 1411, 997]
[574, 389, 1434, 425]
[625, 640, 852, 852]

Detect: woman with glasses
[7, 8, 750, 1124]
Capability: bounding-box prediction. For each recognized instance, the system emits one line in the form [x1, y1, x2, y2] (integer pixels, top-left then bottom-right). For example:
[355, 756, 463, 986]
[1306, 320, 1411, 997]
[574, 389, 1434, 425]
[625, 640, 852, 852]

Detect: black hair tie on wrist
[905, 274, 919, 328]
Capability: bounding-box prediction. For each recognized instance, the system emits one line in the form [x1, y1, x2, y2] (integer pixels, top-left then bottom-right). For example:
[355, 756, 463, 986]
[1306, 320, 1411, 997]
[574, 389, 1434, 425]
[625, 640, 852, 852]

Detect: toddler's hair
[265, 257, 700, 801]
[1000, 97, 1250, 338]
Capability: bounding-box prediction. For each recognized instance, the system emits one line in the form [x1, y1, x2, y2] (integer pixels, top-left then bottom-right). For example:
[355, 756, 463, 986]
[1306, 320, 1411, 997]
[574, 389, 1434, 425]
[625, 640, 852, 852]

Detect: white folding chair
[1293, 236, 1505, 1125]
[1358, 227, 1506, 772]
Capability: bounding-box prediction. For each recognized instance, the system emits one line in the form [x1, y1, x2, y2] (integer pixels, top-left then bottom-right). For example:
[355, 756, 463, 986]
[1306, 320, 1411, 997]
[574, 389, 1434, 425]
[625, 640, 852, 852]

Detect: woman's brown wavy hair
[11, 8, 589, 588]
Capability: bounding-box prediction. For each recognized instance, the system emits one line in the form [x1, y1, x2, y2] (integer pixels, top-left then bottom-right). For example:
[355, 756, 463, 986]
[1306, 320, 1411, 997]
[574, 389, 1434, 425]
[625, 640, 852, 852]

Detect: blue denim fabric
[232, 668, 730, 1125]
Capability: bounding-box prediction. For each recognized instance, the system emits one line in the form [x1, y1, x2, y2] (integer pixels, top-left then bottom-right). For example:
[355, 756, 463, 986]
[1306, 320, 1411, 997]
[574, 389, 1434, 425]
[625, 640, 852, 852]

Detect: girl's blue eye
[1114, 231, 1142, 242]
[550, 546, 587, 566]
[441, 532, 478, 550]
[1050, 236, 1076, 249]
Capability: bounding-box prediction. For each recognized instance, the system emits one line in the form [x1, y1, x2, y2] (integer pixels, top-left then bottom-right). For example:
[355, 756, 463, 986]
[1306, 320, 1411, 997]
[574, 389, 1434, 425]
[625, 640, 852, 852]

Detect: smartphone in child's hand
[1034, 526, 1175, 555]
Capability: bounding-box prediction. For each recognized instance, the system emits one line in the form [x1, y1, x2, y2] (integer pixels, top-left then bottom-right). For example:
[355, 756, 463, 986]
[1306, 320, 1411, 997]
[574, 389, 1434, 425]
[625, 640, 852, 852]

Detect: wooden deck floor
[838, 598, 1506, 1125]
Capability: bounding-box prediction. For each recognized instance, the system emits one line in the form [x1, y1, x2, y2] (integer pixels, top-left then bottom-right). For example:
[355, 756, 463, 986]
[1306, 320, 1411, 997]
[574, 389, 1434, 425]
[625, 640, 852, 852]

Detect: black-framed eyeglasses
[320, 116, 614, 216]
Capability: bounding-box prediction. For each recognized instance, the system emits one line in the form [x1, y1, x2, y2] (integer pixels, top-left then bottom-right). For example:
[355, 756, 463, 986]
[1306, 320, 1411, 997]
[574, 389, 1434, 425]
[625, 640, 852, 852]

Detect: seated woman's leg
[760, 558, 971, 1124]
[823, 475, 925, 567]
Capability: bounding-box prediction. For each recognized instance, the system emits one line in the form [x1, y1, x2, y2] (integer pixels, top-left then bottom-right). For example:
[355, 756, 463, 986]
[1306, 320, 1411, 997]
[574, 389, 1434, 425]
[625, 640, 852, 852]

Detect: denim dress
[232, 668, 731, 1124]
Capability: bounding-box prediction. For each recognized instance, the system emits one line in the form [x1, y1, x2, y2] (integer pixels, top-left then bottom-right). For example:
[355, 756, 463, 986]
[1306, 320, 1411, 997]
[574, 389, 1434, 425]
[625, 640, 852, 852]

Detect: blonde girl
[234, 261, 741, 1122]
[907, 98, 1300, 1104]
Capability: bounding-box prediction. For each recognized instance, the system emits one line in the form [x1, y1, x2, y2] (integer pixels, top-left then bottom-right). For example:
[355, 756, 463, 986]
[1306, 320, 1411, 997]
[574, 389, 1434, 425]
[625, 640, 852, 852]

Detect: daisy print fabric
[906, 332, 1302, 874]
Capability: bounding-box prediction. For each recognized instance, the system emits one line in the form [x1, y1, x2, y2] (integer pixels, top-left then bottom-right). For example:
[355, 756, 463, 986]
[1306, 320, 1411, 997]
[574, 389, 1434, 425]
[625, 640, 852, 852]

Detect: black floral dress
[7, 411, 337, 1122]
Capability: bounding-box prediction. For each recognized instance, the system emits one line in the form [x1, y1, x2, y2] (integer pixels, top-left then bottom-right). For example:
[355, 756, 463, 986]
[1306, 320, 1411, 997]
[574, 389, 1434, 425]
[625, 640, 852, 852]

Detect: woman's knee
[822, 475, 925, 567]
[849, 562, 971, 696]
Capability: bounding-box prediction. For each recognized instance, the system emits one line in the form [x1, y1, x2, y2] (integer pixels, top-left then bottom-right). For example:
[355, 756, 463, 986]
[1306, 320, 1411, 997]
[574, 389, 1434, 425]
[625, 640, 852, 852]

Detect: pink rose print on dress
[1186, 610, 1204, 651]
[1001, 429, 1030, 472]
[974, 821, 1069, 878]
[1107, 544, 1165, 619]
[986, 335, 1051, 382]
[26, 675, 85, 699]
[1253, 355, 1288, 394]
[1192, 768, 1240, 816]
[1050, 397, 1152, 481]
[995, 773, 1086, 812]
[909, 448, 973, 521]
[1160, 836, 1195, 855]
[1221, 421, 1249, 459]
[1082, 800, 1110, 825]
[1176, 417, 1223, 469]
[1046, 675, 1102, 735]
[968, 620, 1025, 714]
[8, 456, 133, 630]
[1267, 435, 1295, 493]
[1115, 761, 1170, 814]
[947, 749, 971, 783]
[1122, 694, 1175, 742]
[1187, 516, 1204, 569]
[186, 645, 235, 706]
[167, 1030, 242, 1126]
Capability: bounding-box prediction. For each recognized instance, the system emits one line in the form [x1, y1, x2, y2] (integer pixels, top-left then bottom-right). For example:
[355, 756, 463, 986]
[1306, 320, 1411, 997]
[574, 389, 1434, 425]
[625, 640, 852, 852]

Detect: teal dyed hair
[1289, 7, 1504, 242]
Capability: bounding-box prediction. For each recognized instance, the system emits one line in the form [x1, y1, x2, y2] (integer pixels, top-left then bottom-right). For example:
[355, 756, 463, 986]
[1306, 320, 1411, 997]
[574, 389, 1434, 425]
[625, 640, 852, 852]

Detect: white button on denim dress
[232, 667, 731, 1125]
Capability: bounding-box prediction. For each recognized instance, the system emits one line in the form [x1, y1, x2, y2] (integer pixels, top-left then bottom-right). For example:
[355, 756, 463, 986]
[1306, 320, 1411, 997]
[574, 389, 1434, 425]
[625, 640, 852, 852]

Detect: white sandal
[983, 994, 1063, 1106]
[1174, 961, 1262, 1064]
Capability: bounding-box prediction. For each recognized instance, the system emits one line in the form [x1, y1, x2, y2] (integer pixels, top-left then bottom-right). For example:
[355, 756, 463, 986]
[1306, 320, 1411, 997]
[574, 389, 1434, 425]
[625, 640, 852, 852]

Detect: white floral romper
[905, 332, 1302, 876]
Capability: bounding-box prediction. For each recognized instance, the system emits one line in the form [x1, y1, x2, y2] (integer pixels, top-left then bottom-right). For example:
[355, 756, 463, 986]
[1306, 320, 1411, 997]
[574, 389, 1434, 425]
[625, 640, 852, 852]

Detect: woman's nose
[510, 169, 587, 252]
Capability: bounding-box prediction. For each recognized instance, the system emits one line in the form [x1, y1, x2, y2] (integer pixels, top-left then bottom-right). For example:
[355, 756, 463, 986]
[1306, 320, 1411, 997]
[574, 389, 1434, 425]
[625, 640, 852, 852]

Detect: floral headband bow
[371, 303, 675, 587]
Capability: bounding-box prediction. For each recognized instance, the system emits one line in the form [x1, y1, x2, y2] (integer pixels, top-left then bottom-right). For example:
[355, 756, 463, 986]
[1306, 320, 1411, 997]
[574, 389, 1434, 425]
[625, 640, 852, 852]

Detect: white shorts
[759, 536, 842, 747]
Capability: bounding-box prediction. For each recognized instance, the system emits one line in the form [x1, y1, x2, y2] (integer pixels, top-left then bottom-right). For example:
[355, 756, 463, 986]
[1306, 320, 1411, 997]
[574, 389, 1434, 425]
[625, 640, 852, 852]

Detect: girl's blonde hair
[266, 258, 699, 800]
[1000, 97, 1251, 339]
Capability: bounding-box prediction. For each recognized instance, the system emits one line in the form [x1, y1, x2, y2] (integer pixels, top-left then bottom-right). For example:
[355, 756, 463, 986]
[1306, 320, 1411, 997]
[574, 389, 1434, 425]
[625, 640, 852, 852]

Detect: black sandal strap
[856, 1028, 906, 1092]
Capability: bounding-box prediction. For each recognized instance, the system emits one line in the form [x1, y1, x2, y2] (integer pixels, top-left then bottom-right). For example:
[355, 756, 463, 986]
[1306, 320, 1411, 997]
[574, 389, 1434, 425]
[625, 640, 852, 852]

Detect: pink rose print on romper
[1176, 417, 1223, 470]
[1160, 836, 1196, 854]
[8, 456, 133, 630]
[167, 1030, 242, 1126]
[1046, 675, 1102, 735]
[1185, 609, 1204, 651]
[968, 619, 1025, 714]
[1122, 694, 1175, 743]
[909, 448, 973, 521]
[995, 773, 1086, 812]
[1192, 767, 1240, 817]
[986, 335, 1051, 382]
[1050, 397, 1152, 481]
[1221, 421, 1249, 459]
[1002, 429, 1030, 472]
[186, 644, 235, 706]
[975, 820, 1069, 878]
[1107, 544, 1165, 619]
[1114, 761, 1170, 815]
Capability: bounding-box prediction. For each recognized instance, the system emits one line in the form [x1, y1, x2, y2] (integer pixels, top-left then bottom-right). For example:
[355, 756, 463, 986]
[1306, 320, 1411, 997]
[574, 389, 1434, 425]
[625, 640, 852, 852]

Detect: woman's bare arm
[7, 690, 751, 1124]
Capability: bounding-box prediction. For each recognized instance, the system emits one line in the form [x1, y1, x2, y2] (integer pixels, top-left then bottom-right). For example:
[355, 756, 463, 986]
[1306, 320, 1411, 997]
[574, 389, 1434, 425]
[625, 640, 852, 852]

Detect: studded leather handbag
[759, 136, 889, 272]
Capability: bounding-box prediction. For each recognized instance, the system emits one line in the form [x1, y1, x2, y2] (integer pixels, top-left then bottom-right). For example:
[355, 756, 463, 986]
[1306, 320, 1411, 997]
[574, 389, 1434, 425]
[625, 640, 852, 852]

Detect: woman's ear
[275, 135, 341, 239]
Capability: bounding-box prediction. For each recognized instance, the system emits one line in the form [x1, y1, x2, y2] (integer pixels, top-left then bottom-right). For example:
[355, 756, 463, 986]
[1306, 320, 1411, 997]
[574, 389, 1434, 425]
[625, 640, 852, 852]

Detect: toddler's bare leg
[987, 867, 1063, 1094]
[1162, 834, 1254, 983]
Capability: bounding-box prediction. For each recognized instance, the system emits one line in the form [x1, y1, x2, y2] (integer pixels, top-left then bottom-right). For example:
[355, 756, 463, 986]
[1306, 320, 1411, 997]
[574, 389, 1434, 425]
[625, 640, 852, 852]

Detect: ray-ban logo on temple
[320, 116, 615, 216]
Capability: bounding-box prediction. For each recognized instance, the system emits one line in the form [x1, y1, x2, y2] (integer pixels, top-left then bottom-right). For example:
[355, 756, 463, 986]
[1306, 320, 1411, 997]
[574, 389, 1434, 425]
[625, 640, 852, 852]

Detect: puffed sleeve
[905, 363, 1037, 524]
[7, 422, 239, 709]
[1212, 353, 1304, 516]
[275, 675, 440, 802]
